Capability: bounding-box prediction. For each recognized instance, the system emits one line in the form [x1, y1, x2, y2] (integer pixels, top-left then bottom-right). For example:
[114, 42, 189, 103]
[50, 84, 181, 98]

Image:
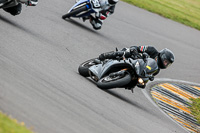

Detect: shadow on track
[0, 15, 34, 34]
[78, 74, 158, 117]
[63, 18, 113, 41]
[104, 89, 151, 111]
[0, 15, 55, 45]
[63, 18, 97, 33]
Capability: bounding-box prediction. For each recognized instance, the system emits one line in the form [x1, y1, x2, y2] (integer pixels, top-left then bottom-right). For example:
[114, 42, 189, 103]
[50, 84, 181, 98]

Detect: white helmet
[108, 0, 118, 5]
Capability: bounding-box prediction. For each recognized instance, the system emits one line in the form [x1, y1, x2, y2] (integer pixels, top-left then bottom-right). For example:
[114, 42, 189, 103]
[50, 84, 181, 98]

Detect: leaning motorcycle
[78, 53, 158, 90]
[62, 0, 102, 19]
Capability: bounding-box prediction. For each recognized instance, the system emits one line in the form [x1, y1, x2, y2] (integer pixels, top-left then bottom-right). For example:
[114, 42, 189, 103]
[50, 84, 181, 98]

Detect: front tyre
[97, 73, 132, 89]
[62, 6, 88, 19]
[78, 58, 99, 77]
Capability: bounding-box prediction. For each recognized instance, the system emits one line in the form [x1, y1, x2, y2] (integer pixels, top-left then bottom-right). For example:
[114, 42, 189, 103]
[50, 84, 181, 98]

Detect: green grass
[189, 98, 200, 124]
[0, 111, 33, 133]
[122, 0, 200, 30]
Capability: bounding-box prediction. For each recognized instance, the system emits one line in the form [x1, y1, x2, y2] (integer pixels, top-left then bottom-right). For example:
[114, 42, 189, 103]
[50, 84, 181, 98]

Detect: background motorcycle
[0, 0, 36, 14]
[78, 53, 158, 90]
[62, 0, 102, 19]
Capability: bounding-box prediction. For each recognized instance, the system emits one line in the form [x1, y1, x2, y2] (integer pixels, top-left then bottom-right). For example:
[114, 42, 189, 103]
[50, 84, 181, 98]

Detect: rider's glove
[99, 53, 105, 61]
[130, 47, 138, 55]
[128, 47, 141, 59]
[142, 52, 148, 62]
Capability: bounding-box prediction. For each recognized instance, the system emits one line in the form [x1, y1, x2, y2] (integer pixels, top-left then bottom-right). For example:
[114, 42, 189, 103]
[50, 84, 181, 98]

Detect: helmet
[108, 0, 118, 5]
[157, 48, 174, 69]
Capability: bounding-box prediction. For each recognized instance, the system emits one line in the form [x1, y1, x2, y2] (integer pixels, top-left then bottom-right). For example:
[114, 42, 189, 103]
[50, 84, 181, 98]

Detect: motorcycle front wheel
[62, 5, 88, 19]
[78, 58, 100, 77]
[97, 72, 132, 89]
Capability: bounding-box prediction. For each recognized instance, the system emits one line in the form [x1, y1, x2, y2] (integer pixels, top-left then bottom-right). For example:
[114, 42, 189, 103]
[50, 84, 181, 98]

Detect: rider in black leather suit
[98, 46, 175, 89]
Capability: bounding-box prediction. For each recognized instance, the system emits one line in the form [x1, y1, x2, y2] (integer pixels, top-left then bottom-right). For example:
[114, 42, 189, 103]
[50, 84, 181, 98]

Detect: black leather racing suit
[130, 46, 160, 76]
[98, 46, 160, 89]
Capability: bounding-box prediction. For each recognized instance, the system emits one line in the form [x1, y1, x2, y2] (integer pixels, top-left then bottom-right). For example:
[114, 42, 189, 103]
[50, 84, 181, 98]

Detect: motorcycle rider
[98, 46, 175, 89]
[83, 0, 118, 30]
[3, 0, 38, 16]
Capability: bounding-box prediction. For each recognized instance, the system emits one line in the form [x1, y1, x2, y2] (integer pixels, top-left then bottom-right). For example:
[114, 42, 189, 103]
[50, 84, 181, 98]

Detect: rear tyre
[97, 73, 132, 89]
[62, 6, 88, 19]
[78, 58, 99, 77]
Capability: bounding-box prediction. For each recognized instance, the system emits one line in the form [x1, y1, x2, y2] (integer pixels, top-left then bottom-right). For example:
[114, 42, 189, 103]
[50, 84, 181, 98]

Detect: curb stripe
[152, 86, 190, 106]
[192, 86, 200, 91]
[169, 113, 198, 132]
[159, 83, 196, 101]
[151, 82, 200, 133]
[151, 91, 190, 113]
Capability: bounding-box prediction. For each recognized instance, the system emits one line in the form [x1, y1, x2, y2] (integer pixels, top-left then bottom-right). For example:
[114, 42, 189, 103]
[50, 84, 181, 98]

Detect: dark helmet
[108, 0, 118, 5]
[157, 48, 175, 69]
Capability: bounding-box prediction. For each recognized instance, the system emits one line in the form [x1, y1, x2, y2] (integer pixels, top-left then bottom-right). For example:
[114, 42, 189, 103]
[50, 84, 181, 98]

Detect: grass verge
[189, 98, 200, 124]
[122, 0, 200, 30]
[0, 111, 33, 133]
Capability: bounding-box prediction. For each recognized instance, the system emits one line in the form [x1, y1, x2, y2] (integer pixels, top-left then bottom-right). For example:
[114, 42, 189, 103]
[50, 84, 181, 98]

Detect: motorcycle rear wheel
[97, 72, 132, 89]
[78, 58, 99, 77]
[62, 5, 88, 19]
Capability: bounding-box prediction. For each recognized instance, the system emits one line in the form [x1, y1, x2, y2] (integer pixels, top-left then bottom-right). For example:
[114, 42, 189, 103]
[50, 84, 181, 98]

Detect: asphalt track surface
[0, 1, 200, 133]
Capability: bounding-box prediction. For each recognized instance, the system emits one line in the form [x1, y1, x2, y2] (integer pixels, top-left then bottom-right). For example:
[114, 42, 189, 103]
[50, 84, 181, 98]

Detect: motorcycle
[78, 52, 158, 90]
[62, 0, 102, 19]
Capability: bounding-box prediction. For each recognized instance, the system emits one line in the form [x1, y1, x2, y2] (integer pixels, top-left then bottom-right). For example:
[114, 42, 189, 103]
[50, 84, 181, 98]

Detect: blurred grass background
[189, 98, 200, 124]
[0, 111, 33, 133]
[122, 0, 200, 30]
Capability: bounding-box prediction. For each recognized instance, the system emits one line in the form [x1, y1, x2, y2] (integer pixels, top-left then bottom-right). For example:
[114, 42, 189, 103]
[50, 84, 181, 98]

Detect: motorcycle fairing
[132, 58, 158, 84]
[89, 59, 135, 80]
[68, 0, 102, 18]
[135, 58, 158, 78]
[68, 0, 94, 18]
[68, 0, 89, 12]
[145, 58, 159, 74]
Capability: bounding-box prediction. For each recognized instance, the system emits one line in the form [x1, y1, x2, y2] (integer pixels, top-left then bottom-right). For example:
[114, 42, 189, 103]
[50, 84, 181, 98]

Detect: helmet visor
[163, 59, 171, 68]
[161, 54, 172, 68]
